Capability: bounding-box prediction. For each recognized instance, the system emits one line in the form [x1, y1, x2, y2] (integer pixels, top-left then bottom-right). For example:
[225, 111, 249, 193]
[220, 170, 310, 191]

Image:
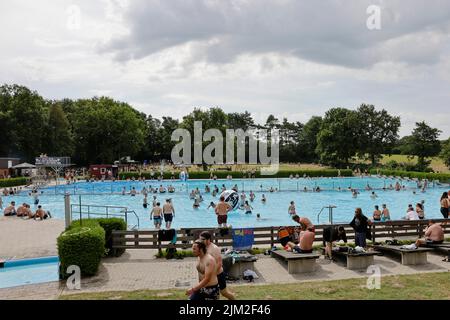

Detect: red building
[89, 165, 118, 179]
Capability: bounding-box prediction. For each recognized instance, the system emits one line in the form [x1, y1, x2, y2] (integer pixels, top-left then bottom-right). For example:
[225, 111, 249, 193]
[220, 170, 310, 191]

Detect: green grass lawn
[380, 155, 448, 173]
[61, 272, 450, 300]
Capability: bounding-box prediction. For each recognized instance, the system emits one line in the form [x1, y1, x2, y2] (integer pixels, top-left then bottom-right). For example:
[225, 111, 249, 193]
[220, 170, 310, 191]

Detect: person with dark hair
[440, 192, 449, 219]
[322, 225, 347, 260]
[291, 214, 315, 232]
[162, 199, 175, 229]
[416, 202, 425, 219]
[215, 196, 231, 227]
[373, 205, 382, 222]
[199, 231, 235, 300]
[3, 201, 16, 216]
[349, 208, 372, 248]
[186, 240, 219, 301]
[415, 220, 445, 247]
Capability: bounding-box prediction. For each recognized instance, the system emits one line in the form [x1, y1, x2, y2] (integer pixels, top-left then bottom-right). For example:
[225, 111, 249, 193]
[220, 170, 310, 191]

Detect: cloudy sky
[1, 0, 449, 137]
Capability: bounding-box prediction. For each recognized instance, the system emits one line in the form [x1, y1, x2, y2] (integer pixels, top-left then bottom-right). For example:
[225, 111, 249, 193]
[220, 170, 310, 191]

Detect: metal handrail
[317, 205, 337, 224]
[70, 204, 139, 229]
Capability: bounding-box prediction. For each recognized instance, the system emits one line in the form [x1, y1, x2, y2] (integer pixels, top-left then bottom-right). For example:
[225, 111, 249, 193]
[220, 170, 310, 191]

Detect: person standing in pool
[288, 201, 296, 216]
[243, 201, 253, 214]
[143, 194, 148, 209]
[261, 194, 266, 203]
[249, 191, 255, 202]
[381, 204, 391, 221]
[150, 202, 163, 229]
[440, 192, 449, 219]
[163, 199, 175, 229]
[215, 196, 231, 227]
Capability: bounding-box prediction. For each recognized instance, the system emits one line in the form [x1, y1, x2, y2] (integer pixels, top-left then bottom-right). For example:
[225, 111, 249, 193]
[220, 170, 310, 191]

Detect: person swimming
[243, 201, 253, 214]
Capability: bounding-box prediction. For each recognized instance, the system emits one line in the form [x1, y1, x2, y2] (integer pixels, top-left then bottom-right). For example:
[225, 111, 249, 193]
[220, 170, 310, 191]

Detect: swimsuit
[189, 284, 220, 301]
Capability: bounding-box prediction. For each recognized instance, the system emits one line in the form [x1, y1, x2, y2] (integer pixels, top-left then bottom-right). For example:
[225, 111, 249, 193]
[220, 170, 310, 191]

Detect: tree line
[0, 84, 448, 170]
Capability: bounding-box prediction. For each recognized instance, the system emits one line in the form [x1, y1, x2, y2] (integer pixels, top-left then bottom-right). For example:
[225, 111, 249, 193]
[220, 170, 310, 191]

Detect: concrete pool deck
[0, 217, 449, 300]
[0, 216, 64, 260]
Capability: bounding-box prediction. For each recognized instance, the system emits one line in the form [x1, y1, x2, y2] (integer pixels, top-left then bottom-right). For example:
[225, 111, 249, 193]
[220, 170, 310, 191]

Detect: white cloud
[0, 0, 448, 139]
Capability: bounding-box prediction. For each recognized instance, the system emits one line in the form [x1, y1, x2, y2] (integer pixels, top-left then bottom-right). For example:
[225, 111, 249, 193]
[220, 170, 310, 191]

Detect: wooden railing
[112, 219, 450, 253]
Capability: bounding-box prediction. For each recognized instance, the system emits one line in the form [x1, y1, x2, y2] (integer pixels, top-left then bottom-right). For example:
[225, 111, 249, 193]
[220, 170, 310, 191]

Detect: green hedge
[57, 225, 105, 278]
[119, 169, 352, 180]
[369, 169, 450, 183]
[0, 177, 28, 188]
[69, 218, 127, 257]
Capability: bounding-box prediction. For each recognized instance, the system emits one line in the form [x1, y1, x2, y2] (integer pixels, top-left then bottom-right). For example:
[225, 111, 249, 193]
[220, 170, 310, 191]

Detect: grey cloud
[100, 0, 450, 68]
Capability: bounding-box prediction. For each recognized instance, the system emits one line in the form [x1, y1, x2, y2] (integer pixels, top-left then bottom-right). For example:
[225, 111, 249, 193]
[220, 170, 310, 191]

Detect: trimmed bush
[57, 225, 105, 278]
[369, 169, 450, 183]
[0, 177, 28, 188]
[119, 169, 352, 180]
[69, 218, 127, 257]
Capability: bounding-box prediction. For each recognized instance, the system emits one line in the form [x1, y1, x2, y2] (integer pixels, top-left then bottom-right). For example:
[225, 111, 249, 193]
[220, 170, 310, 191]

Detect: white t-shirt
[406, 210, 419, 220]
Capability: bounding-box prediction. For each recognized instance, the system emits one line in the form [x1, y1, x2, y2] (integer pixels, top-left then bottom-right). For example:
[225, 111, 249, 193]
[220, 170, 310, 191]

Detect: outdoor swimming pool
[0, 256, 59, 289]
[3, 177, 449, 228]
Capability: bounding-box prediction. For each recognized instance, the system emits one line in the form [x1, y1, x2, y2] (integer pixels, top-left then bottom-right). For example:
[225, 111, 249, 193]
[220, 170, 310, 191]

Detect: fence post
[270, 227, 274, 248]
[64, 193, 71, 230]
[134, 230, 139, 246]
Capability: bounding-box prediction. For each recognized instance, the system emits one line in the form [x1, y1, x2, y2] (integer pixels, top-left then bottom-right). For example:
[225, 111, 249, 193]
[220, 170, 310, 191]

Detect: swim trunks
[189, 284, 220, 301]
[217, 215, 227, 225]
[164, 213, 173, 222]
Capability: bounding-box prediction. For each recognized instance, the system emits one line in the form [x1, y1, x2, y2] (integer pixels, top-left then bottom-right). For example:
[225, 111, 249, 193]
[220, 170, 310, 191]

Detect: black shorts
[189, 284, 220, 301]
[441, 207, 449, 219]
[164, 213, 173, 222]
[280, 236, 291, 247]
[217, 272, 227, 290]
[322, 227, 332, 245]
[426, 239, 444, 245]
[143, 203, 148, 209]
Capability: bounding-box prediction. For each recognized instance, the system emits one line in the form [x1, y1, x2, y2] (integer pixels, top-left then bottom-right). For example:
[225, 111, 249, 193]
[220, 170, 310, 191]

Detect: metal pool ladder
[317, 205, 337, 224]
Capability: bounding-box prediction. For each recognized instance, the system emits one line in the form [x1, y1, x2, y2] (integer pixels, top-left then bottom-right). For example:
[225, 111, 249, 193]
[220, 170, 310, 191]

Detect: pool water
[3, 177, 448, 228]
[0, 256, 59, 289]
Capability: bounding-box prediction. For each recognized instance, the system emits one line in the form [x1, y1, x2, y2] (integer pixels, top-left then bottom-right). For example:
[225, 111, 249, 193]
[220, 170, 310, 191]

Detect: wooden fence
[112, 219, 450, 254]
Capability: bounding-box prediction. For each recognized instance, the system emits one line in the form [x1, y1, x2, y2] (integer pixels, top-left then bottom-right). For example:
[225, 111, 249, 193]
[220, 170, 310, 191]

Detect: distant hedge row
[119, 169, 353, 180]
[369, 169, 450, 183]
[0, 177, 28, 188]
[57, 218, 127, 279]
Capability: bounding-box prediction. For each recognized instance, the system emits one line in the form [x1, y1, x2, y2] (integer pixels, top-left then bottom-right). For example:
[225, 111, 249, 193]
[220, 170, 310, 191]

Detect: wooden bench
[423, 243, 450, 261]
[270, 250, 320, 274]
[372, 245, 432, 265]
[329, 248, 380, 270]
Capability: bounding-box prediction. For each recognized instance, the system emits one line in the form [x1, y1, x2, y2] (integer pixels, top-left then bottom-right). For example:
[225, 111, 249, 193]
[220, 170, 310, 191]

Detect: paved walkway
[0, 216, 64, 260]
[1, 217, 449, 300]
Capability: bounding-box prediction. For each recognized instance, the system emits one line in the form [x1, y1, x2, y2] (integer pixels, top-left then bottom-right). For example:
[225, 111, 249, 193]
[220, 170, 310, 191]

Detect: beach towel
[232, 228, 254, 251]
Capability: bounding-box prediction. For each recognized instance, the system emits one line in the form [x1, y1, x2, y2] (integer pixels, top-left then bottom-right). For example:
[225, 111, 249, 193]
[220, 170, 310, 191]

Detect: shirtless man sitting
[186, 240, 219, 301]
[34, 205, 51, 220]
[3, 201, 16, 216]
[199, 231, 235, 300]
[16, 203, 27, 217]
[415, 220, 445, 247]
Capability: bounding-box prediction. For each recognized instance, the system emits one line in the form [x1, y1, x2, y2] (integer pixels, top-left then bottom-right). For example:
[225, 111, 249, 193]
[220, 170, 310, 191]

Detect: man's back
[299, 230, 315, 250]
[215, 202, 229, 215]
[425, 224, 444, 241]
[206, 242, 223, 274]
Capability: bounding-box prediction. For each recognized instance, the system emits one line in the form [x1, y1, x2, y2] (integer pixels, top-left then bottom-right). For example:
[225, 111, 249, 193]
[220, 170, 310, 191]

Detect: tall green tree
[316, 108, 359, 166]
[298, 116, 322, 162]
[44, 103, 74, 156]
[408, 121, 442, 169]
[439, 138, 450, 169]
[71, 97, 146, 164]
[0, 84, 47, 161]
[356, 104, 401, 165]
